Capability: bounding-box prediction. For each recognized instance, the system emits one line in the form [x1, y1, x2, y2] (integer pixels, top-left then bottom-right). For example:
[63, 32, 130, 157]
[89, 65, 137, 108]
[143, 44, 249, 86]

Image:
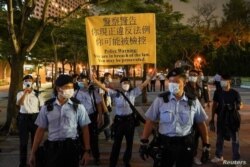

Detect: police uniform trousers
[159, 134, 194, 167]
[110, 114, 135, 167]
[88, 112, 100, 161]
[18, 113, 38, 167]
[160, 80, 165, 91]
[44, 139, 79, 167]
[150, 80, 156, 92]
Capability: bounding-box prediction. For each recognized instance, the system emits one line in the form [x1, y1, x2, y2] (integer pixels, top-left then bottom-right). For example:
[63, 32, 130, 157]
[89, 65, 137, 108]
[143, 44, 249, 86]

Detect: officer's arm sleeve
[78, 104, 91, 127]
[132, 87, 142, 97]
[35, 106, 48, 128]
[107, 88, 116, 98]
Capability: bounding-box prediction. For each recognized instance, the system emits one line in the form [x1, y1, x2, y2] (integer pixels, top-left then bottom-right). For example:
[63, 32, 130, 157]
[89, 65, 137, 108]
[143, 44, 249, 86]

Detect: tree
[187, 0, 218, 32]
[1, 0, 93, 133]
[221, 0, 250, 45]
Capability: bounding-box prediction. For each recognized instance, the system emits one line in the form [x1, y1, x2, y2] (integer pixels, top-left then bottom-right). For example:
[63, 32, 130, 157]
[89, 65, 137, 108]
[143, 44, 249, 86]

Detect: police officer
[139, 68, 210, 167]
[16, 75, 44, 167]
[29, 75, 91, 167]
[184, 69, 210, 165]
[92, 70, 155, 167]
[158, 71, 166, 92]
[150, 75, 157, 92]
[75, 74, 103, 165]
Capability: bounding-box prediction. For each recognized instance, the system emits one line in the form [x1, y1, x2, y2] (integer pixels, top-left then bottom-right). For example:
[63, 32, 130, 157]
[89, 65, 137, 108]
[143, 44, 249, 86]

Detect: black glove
[139, 139, 149, 161]
[201, 143, 210, 163]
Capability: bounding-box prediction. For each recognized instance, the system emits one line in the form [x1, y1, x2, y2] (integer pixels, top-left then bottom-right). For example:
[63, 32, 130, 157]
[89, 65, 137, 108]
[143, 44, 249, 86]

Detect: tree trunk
[1, 53, 24, 134]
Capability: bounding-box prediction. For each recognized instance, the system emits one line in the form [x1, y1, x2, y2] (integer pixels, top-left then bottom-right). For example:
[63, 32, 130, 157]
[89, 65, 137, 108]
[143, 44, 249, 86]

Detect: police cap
[55, 74, 73, 87]
[120, 77, 130, 83]
[23, 75, 33, 81]
[167, 68, 185, 79]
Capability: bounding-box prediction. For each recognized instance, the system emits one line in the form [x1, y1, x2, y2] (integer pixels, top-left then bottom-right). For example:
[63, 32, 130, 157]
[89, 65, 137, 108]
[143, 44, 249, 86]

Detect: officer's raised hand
[139, 139, 149, 160]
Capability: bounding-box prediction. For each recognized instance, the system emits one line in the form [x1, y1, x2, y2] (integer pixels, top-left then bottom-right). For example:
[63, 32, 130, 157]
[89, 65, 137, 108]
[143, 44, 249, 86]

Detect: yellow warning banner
[86, 13, 156, 65]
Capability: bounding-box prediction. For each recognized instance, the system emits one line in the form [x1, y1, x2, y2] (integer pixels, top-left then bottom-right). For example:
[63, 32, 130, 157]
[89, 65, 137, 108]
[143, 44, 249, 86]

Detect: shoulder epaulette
[185, 92, 196, 101]
[158, 91, 171, 103]
[158, 91, 196, 107]
[70, 97, 80, 111]
[185, 92, 196, 107]
[45, 97, 80, 112]
[45, 98, 56, 111]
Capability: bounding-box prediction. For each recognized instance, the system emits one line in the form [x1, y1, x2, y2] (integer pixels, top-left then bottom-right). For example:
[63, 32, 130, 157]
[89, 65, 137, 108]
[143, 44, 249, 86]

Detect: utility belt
[18, 112, 38, 121]
[159, 133, 194, 146]
[46, 138, 78, 149]
[115, 113, 134, 122]
[19, 112, 39, 116]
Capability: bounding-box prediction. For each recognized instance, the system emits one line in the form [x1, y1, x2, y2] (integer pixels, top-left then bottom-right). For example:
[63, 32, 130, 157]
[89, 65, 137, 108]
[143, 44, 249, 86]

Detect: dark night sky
[167, 0, 230, 24]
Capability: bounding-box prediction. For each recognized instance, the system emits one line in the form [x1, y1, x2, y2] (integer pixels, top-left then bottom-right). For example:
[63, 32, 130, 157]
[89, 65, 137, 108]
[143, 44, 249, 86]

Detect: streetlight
[194, 56, 203, 70]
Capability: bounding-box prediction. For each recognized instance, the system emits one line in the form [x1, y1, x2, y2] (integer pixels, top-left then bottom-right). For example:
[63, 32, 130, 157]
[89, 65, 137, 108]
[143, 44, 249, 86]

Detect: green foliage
[223, 0, 250, 27]
[0, 11, 11, 60]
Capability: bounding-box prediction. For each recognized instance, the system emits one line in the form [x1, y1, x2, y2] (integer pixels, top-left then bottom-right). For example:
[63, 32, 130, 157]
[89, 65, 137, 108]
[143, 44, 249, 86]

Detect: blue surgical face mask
[168, 83, 180, 94]
[78, 82, 84, 89]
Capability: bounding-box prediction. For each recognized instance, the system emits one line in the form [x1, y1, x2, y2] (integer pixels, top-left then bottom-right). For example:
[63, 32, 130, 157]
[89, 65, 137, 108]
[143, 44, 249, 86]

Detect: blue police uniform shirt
[74, 88, 102, 115]
[108, 87, 141, 116]
[145, 93, 208, 137]
[35, 98, 91, 141]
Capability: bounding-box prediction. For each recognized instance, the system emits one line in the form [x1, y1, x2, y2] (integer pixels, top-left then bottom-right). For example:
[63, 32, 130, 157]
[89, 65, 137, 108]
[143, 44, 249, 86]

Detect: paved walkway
[0, 83, 250, 167]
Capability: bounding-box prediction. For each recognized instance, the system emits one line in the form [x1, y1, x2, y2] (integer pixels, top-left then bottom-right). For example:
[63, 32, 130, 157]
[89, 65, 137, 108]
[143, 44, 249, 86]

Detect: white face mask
[108, 78, 112, 83]
[188, 76, 198, 82]
[168, 83, 180, 94]
[200, 76, 204, 80]
[23, 81, 32, 89]
[59, 88, 74, 99]
[121, 83, 130, 91]
[220, 81, 228, 88]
